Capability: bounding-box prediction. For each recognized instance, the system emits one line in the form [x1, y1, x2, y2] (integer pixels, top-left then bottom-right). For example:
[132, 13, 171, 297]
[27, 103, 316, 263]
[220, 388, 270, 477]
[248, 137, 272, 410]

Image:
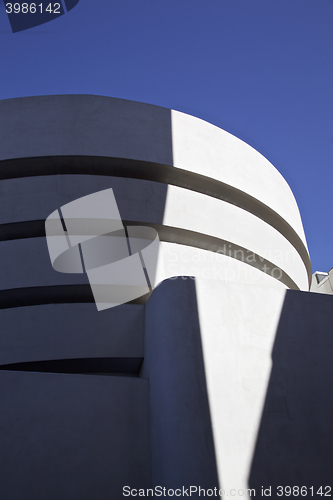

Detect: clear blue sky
[0, 0, 332, 273]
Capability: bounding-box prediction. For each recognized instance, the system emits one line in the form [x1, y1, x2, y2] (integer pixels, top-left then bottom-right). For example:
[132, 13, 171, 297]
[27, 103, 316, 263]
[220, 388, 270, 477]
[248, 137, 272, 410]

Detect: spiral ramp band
[0, 95, 310, 305]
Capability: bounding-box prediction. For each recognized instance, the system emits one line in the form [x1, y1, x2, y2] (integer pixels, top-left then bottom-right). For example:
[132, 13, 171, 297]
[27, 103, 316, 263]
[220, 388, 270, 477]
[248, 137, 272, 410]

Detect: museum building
[0, 95, 332, 499]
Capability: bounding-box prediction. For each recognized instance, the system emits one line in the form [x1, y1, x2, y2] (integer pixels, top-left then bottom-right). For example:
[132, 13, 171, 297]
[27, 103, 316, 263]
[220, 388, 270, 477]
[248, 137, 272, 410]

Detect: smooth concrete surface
[0, 238, 87, 289]
[0, 303, 144, 365]
[140, 277, 284, 497]
[142, 278, 333, 499]
[171, 109, 307, 249]
[161, 242, 288, 289]
[141, 278, 220, 492]
[250, 290, 333, 493]
[0, 95, 311, 289]
[0, 230, 304, 293]
[0, 371, 151, 500]
[0, 95, 326, 500]
[0, 175, 168, 226]
[0, 174, 308, 290]
[161, 185, 308, 289]
[0, 96, 306, 249]
[0, 231, 293, 292]
[193, 278, 286, 497]
[0, 95, 173, 165]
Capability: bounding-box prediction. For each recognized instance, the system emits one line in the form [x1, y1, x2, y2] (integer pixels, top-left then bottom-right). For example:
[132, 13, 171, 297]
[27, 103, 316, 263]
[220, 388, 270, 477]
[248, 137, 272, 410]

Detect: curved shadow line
[0, 285, 151, 310]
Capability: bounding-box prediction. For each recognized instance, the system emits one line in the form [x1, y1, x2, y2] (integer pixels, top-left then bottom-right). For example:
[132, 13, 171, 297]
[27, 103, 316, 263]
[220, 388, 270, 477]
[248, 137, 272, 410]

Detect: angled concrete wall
[141, 278, 333, 499]
[250, 290, 333, 494]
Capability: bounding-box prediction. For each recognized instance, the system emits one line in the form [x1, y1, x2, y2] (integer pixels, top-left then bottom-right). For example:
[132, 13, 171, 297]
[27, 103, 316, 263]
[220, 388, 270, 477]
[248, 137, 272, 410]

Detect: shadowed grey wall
[0, 95, 173, 165]
[0, 303, 144, 365]
[141, 278, 220, 492]
[0, 175, 169, 225]
[0, 371, 151, 500]
[250, 290, 333, 494]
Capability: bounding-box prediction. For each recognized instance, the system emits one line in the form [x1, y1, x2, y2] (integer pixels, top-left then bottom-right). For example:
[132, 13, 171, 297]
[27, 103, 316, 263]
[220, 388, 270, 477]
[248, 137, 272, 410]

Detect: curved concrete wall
[171, 110, 307, 248]
[0, 96, 311, 293]
[0, 95, 314, 499]
[0, 303, 144, 365]
[0, 176, 307, 291]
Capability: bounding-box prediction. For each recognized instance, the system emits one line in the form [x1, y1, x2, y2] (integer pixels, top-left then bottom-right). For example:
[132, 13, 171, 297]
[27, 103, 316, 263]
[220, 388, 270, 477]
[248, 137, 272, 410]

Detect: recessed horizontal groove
[0, 285, 151, 310]
[0, 219, 300, 290]
[0, 220, 45, 240]
[0, 357, 143, 376]
[0, 155, 312, 286]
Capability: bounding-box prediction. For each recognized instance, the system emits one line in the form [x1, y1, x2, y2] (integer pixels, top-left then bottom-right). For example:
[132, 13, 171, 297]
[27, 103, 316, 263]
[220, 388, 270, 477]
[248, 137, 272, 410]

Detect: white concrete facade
[0, 95, 311, 293]
[0, 95, 331, 500]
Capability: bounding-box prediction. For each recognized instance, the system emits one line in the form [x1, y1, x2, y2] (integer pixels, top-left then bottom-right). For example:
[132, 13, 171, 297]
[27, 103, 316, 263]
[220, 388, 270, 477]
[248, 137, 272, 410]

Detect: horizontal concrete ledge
[0, 155, 311, 282]
[0, 220, 300, 290]
[0, 357, 143, 376]
[0, 285, 151, 309]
